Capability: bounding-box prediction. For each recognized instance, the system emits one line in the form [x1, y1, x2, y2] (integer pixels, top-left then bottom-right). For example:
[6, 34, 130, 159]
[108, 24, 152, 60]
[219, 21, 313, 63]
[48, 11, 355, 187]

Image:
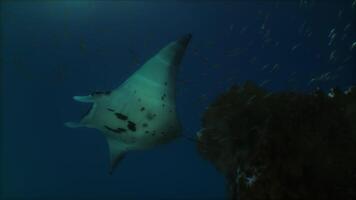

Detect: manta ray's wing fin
[73, 95, 95, 103]
[106, 135, 127, 174]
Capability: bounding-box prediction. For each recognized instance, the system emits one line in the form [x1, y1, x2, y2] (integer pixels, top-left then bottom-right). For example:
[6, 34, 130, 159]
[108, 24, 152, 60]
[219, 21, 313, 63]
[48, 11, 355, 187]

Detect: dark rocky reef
[197, 81, 356, 200]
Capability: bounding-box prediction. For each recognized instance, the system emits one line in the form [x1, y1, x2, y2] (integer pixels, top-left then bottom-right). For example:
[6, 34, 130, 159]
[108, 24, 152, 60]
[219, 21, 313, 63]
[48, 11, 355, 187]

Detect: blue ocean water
[0, 1, 355, 199]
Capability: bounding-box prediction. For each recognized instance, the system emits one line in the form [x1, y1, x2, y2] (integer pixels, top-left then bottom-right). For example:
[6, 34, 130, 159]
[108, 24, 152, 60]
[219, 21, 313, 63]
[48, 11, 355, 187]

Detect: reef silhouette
[197, 81, 356, 200]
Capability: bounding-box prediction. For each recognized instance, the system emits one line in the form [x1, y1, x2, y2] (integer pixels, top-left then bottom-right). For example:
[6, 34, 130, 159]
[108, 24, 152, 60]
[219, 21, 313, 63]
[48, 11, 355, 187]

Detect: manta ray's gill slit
[107, 108, 115, 112]
[115, 112, 128, 121]
[111, 110, 137, 132]
[127, 121, 136, 131]
[104, 125, 127, 134]
[142, 123, 148, 127]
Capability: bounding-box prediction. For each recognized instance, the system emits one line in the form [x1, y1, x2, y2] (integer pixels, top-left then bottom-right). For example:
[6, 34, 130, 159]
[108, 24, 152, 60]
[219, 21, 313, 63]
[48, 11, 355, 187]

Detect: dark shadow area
[197, 81, 356, 200]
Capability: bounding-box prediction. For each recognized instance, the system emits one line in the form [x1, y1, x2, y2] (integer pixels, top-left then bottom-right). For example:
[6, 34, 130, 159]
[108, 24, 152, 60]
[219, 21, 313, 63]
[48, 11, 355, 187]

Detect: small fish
[246, 95, 257, 105]
[329, 50, 336, 61]
[260, 64, 269, 71]
[336, 65, 345, 71]
[259, 80, 270, 87]
[338, 9, 343, 19]
[306, 31, 313, 37]
[261, 23, 265, 30]
[328, 29, 337, 46]
[344, 24, 351, 31]
[350, 42, 356, 50]
[270, 64, 279, 72]
[328, 28, 335, 37]
[240, 27, 248, 34]
[291, 43, 301, 51]
[249, 57, 257, 64]
[344, 86, 354, 95]
[309, 72, 332, 84]
[328, 88, 336, 98]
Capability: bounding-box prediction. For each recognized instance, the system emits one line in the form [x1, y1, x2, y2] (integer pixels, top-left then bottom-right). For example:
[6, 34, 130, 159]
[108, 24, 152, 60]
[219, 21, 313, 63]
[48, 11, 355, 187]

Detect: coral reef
[197, 81, 356, 200]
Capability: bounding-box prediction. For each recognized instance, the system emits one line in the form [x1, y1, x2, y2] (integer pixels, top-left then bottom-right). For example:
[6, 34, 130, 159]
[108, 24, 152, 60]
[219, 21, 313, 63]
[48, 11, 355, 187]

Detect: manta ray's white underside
[65, 34, 192, 173]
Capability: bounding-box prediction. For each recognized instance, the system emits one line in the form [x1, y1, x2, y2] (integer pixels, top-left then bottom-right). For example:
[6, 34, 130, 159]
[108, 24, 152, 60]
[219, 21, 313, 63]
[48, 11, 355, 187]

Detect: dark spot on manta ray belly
[104, 125, 127, 134]
[115, 113, 128, 120]
[127, 121, 136, 131]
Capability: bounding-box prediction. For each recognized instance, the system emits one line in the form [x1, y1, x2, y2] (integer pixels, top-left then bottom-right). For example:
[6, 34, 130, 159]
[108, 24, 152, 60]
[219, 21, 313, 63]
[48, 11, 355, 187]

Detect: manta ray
[65, 34, 192, 174]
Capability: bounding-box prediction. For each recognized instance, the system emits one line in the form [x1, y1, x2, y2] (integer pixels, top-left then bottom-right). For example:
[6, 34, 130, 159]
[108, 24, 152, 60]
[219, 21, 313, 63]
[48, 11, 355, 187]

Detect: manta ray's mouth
[81, 105, 93, 119]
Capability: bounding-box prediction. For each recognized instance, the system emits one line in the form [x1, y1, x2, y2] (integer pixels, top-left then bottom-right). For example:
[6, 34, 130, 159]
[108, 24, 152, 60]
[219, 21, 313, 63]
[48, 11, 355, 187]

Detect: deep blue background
[1, 1, 355, 199]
